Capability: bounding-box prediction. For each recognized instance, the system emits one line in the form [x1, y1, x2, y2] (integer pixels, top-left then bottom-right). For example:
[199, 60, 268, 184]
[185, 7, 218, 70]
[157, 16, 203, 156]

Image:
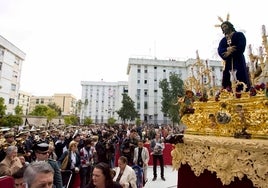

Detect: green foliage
[76, 100, 83, 115]
[2, 114, 23, 127]
[117, 93, 138, 123]
[64, 115, 79, 125]
[0, 97, 7, 117]
[108, 117, 116, 125]
[159, 72, 184, 124]
[47, 103, 62, 116]
[29, 105, 50, 116]
[83, 117, 93, 125]
[135, 118, 141, 126]
[14, 105, 23, 115]
[46, 108, 58, 121]
[29, 104, 58, 123]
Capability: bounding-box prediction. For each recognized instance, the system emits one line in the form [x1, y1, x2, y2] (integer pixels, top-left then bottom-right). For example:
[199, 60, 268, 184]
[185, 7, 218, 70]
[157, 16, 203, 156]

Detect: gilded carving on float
[171, 135, 268, 187]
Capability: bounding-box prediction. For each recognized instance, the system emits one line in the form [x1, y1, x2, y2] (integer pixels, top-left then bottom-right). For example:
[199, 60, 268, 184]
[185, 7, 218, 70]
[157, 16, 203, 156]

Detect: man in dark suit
[33, 142, 63, 188]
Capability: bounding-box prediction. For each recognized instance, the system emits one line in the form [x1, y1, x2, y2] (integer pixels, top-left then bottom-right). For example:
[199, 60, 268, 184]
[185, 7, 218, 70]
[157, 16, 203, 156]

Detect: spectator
[120, 129, 138, 166]
[80, 138, 93, 188]
[0, 145, 22, 176]
[150, 133, 165, 181]
[133, 139, 149, 184]
[86, 162, 122, 188]
[12, 166, 26, 188]
[33, 142, 63, 188]
[58, 140, 81, 188]
[23, 161, 54, 188]
[113, 156, 137, 188]
[54, 132, 68, 159]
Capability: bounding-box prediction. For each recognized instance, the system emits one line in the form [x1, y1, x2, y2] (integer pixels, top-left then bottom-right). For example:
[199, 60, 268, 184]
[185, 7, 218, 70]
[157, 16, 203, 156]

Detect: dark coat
[58, 150, 81, 170]
[47, 159, 63, 188]
[218, 31, 251, 91]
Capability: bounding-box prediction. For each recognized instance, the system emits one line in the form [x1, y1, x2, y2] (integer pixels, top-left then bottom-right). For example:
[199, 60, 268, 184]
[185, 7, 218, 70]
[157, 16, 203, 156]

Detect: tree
[14, 105, 23, 115]
[0, 97, 6, 117]
[29, 105, 49, 116]
[46, 108, 58, 122]
[117, 93, 138, 123]
[3, 114, 23, 127]
[64, 115, 79, 125]
[159, 72, 184, 124]
[29, 104, 58, 125]
[47, 103, 62, 116]
[76, 99, 83, 115]
[83, 117, 93, 126]
[108, 117, 116, 125]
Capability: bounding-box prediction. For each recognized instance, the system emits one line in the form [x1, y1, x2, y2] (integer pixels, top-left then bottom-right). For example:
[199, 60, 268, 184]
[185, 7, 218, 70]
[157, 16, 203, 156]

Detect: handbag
[61, 153, 69, 170]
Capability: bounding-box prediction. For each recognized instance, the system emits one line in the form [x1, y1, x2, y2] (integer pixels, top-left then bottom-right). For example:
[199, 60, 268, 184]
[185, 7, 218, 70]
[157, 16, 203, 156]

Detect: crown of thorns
[215, 13, 230, 27]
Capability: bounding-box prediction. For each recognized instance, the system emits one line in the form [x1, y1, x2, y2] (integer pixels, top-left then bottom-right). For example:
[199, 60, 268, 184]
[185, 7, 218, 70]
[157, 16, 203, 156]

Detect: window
[154, 89, 158, 92]
[144, 69, 148, 73]
[144, 80, 147, 84]
[36, 99, 39, 104]
[163, 69, 166, 72]
[137, 69, 141, 73]
[154, 66, 157, 69]
[137, 102, 140, 109]
[144, 90, 148, 96]
[11, 84, 16, 91]
[9, 98, 15, 104]
[137, 80, 140, 84]
[0, 62, 2, 70]
[144, 101, 148, 109]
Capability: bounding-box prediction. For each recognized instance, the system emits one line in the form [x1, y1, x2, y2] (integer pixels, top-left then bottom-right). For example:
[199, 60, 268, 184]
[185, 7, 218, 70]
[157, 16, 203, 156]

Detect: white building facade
[127, 57, 223, 125]
[0, 35, 26, 114]
[18, 91, 31, 115]
[80, 81, 128, 124]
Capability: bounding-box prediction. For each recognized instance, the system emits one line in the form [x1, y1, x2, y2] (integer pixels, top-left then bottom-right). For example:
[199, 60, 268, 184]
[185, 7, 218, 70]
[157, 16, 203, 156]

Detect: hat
[34, 142, 49, 152]
[4, 132, 14, 138]
[17, 131, 27, 137]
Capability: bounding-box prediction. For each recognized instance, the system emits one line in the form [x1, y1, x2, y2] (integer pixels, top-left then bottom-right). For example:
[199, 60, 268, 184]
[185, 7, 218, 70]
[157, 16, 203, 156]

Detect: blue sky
[0, 0, 267, 98]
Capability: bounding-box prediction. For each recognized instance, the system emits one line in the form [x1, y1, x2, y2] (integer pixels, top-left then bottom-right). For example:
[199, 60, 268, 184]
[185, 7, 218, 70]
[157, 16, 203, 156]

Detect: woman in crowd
[113, 156, 137, 188]
[58, 140, 81, 188]
[86, 162, 122, 188]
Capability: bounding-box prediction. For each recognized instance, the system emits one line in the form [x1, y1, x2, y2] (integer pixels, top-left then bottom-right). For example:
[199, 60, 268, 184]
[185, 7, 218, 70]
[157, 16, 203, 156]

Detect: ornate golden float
[180, 25, 268, 139]
[171, 24, 268, 188]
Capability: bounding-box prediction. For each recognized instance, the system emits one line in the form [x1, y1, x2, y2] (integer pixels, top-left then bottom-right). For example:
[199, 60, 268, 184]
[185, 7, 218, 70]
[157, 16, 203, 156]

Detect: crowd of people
[0, 123, 176, 188]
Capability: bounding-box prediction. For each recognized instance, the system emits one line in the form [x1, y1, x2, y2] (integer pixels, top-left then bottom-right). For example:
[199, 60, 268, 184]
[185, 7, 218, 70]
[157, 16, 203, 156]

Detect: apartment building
[53, 93, 76, 115]
[80, 81, 128, 124]
[0, 35, 26, 114]
[18, 90, 31, 115]
[29, 93, 77, 116]
[127, 57, 223, 125]
[29, 95, 54, 113]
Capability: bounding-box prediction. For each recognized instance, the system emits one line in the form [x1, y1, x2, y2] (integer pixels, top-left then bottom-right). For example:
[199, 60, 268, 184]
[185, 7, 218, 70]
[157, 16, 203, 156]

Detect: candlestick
[262, 25, 266, 36]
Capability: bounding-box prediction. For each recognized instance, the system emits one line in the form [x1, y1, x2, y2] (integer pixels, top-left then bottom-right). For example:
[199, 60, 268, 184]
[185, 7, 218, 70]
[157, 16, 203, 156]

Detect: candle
[262, 25, 266, 36]
[196, 50, 199, 59]
[259, 46, 263, 57]
[212, 75, 215, 87]
[248, 44, 252, 55]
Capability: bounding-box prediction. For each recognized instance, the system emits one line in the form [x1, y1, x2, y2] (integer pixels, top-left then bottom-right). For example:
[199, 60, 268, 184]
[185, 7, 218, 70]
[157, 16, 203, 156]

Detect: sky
[0, 0, 268, 99]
